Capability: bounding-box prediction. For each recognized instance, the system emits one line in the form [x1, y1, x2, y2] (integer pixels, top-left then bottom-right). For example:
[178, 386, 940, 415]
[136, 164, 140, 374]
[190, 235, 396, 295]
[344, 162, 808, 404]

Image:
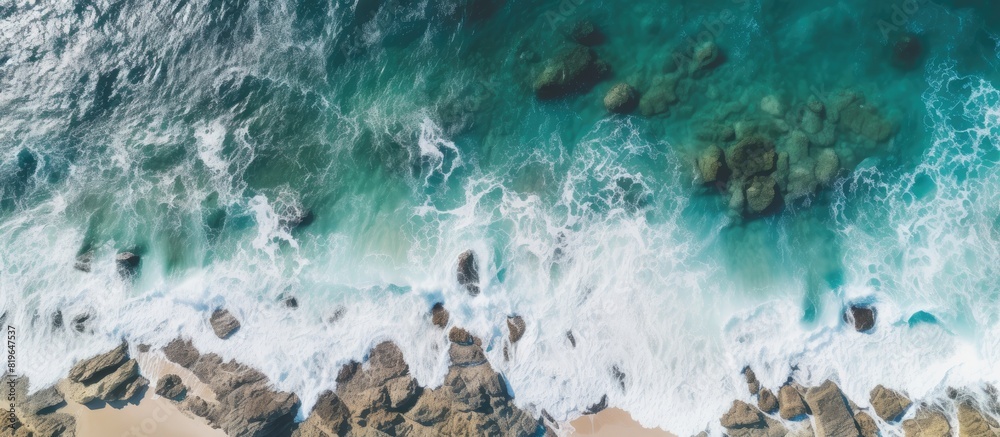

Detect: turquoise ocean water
[2, 0, 1000, 434]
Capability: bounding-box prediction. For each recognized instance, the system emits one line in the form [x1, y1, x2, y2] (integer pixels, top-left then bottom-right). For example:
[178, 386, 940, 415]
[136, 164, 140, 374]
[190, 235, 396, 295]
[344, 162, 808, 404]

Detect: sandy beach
[59, 351, 224, 437]
[569, 408, 676, 437]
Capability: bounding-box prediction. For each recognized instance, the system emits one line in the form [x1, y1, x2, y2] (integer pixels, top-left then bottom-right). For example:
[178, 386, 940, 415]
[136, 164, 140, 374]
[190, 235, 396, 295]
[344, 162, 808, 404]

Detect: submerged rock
[603, 83, 638, 113]
[891, 32, 925, 70]
[697, 145, 728, 185]
[688, 41, 723, 74]
[728, 136, 777, 180]
[744, 175, 778, 215]
[639, 75, 680, 116]
[570, 20, 604, 46]
[814, 149, 841, 185]
[805, 380, 861, 437]
[533, 45, 610, 99]
[457, 250, 481, 296]
[72, 314, 90, 333]
[870, 384, 911, 422]
[210, 308, 241, 339]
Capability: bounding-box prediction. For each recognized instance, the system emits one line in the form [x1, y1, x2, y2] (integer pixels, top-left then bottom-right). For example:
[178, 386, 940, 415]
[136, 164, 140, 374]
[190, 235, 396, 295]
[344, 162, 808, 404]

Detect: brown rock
[758, 388, 778, 414]
[210, 308, 241, 339]
[870, 384, 911, 422]
[958, 402, 998, 437]
[779, 385, 809, 420]
[68, 342, 128, 383]
[507, 316, 526, 343]
[721, 400, 765, 429]
[903, 408, 952, 437]
[431, 303, 449, 328]
[855, 412, 879, 437]
[449, 327, 475, 345]
[805, 380, 861, 437]
[155, 374, 187, 400]
[163, 338, 200, 368]
[296, 390, 350, 436]
[744, 368, 761, 395]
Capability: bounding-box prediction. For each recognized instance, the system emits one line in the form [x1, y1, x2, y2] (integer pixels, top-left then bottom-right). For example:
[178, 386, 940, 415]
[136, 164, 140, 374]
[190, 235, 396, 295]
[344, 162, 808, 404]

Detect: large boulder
[210, 308, 241, 339]
[155, 374, 187, 400]
[697, 145, 728, 185]
[846, 305, 876, 332]
[805, 380, 861, 437]
[836, 93, 894, 143]
[603, 83, 638, 113]
[744, 175, 778, 215]
[869, 384, 911, 422]
[778, 385, 809, 420]
[639, 75, 680, 116]
[533, 45, 610, 99]
[758, 388, 778, 414]
[163, 338, 200, 367]
[720, 400, 786, 437]
[295, 391, 351, 436]
[66, 356, 146, 404]
[891, 32, 924, 70]
[744, 368, 761, 395]
[958, 401, 1000, 437]
[903, 408, 952, 437]
[814, 149, 841, 185]
[457, 250, 481, 296]
[68, 342, 128, 383]
[855, 412, 879, 437]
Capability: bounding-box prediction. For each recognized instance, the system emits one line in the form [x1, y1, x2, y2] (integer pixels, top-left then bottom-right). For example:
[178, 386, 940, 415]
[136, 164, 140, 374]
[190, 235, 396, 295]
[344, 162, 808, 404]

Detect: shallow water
[3, 0, 1000, 434]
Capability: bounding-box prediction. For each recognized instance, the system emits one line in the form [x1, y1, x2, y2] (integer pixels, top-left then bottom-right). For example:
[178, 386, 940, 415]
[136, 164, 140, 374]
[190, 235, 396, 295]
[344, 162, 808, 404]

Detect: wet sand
[569, 408, 677, 437]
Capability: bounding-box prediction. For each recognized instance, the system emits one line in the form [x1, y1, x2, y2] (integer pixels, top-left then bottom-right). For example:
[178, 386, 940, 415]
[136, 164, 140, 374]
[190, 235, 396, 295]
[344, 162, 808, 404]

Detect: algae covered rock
[728, 136, 777, 180]
[697, 145, 728, 184]
[744, 175, 778, 215]
[533, 45, 610, 99]
[639, 75, 680, 116]
[603, 83, 638, 113]
[815, 148, 841, 185]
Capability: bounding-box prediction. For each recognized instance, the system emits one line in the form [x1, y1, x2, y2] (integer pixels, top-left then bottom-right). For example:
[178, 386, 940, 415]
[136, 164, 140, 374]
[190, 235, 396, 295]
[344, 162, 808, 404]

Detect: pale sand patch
[569, 408, 677, 437]
[58, 350, 224, 437]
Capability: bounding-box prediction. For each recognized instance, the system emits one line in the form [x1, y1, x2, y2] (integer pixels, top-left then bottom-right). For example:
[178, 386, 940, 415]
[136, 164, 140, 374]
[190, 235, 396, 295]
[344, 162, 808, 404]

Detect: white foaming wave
[416, 115, 463, 184]
[826, 62, 1000, 417]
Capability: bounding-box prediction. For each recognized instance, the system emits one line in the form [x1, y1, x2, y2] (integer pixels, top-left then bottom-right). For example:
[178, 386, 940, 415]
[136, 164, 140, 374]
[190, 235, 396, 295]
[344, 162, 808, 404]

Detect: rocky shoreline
[4, 252, 1000, 436]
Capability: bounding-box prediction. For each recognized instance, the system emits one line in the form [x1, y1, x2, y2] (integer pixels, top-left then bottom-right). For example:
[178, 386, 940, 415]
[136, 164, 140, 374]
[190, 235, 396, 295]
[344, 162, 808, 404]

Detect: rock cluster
[718, 368, 1000, 437]
[293, 335, 540, 436]
[64, 342, 149, 404]
[163, 339, 300, 437]
[533, 45, 611, 100]
[1, 378, 74, 437]
[692, 88, 895, 219]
